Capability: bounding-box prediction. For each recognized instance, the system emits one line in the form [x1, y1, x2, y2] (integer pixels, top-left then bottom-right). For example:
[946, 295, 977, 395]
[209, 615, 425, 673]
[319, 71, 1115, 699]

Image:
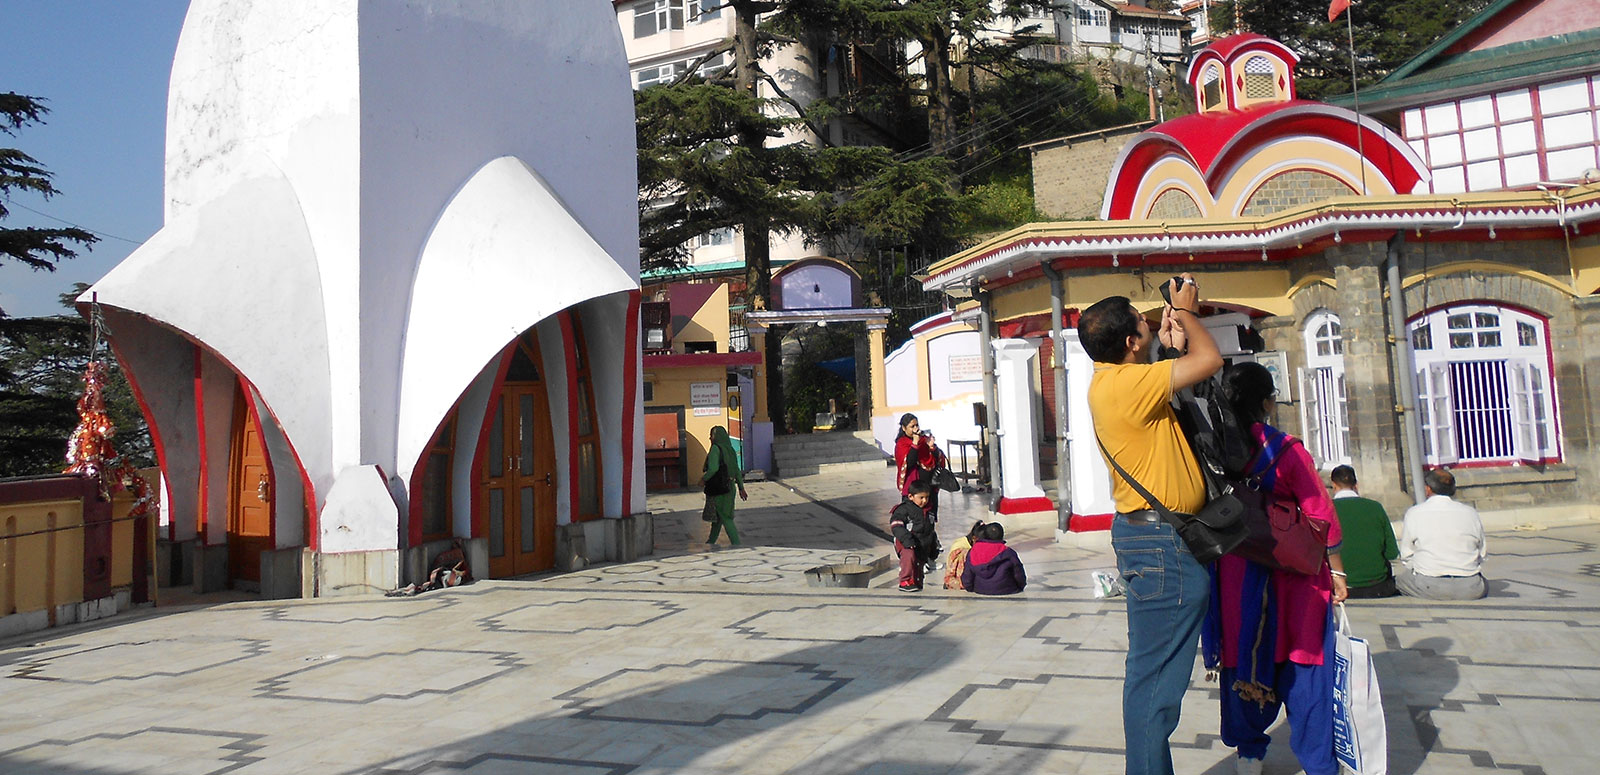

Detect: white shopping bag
[1332, 604, 1387, 775]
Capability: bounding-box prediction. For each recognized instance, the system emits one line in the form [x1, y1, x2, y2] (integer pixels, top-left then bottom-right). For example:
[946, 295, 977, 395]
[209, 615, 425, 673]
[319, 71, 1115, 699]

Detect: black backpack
[1172, 370, 1253, 480]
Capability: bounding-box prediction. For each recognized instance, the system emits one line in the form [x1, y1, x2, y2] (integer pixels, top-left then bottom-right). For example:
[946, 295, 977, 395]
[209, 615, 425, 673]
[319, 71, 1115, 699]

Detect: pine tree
[0, 284, 153, 478]
[1, 93, 97, 315]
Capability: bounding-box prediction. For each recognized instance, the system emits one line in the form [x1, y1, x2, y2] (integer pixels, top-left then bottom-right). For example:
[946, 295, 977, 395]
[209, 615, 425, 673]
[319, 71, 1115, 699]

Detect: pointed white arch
[395, 156, 638, 485]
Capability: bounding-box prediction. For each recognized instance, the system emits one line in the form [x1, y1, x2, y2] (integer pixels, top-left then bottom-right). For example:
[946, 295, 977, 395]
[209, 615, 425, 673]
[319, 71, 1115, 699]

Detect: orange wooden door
[228, 387, 274, 584]
[483, 340, 557, 577]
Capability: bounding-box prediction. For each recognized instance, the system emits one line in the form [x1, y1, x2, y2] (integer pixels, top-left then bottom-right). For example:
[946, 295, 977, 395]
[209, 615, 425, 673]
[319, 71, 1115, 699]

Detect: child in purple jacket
[961, 522, 1027, 595]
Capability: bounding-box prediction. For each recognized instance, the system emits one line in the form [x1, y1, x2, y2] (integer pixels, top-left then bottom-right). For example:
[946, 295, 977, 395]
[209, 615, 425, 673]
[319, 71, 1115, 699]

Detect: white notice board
[948, 354, 982, 383]
[691, 381, 723, 416]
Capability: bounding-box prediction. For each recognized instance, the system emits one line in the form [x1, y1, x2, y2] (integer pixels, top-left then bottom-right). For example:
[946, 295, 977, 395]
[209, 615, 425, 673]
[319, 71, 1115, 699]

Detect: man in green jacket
[1330, 465, 1399, 598]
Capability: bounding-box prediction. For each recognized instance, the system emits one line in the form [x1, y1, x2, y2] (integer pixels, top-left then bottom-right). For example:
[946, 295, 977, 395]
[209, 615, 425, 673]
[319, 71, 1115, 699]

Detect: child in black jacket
[890, 481, 939, 591]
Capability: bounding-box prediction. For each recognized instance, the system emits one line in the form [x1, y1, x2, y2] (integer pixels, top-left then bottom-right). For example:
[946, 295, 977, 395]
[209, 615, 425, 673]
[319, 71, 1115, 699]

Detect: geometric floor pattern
[2, 467, 1597, 774]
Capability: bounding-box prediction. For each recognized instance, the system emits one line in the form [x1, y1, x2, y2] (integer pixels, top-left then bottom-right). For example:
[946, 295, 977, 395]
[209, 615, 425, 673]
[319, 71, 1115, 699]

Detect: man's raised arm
[1166, 274, 1224, 391]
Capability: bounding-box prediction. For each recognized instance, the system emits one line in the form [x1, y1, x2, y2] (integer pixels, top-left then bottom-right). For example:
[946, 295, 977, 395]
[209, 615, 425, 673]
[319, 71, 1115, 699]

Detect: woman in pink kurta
[1204, 362, 1349, 775]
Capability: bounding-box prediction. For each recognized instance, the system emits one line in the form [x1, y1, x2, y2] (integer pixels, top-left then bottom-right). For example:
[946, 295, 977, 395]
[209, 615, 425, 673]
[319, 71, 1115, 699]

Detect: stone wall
[1030, 123, 1152, 219]
[1263, 237, 1600, 517]
[1147, 188, 1202, 219]
[1239, 170, 1355, 217]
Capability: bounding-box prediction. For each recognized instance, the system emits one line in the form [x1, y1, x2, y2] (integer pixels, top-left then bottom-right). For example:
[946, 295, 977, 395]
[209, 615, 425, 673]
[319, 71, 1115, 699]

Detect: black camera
[1158, 275, 1193, 307]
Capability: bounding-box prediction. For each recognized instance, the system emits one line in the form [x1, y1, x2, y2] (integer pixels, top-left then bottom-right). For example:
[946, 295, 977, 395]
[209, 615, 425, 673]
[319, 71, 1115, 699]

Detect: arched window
[1300, 310, 1350, 467]
[1243, 55, 1276, 100]
[1202, 64, 1223, 111]
[1409, 304, 1559, 465]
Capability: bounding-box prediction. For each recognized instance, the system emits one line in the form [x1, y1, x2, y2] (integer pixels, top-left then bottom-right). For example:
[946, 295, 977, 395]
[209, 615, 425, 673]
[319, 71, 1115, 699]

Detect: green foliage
[636, 80, 822, 271]
[826, 153, 959, 244]
[1, 93, 96, 285]
[953, 173, 1038, 237]
[1209, 0, 1496, 100]
[782, 324, 858, 434]
[961, 59, 1147, 182]
[0, 284, 152, 478]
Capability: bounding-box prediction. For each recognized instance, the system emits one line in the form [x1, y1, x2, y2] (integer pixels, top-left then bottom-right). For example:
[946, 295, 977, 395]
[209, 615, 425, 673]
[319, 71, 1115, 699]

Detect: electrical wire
[892, 79, 1082, 160]
[1, 196, 145, 245]
[895, 81, 1087, 162]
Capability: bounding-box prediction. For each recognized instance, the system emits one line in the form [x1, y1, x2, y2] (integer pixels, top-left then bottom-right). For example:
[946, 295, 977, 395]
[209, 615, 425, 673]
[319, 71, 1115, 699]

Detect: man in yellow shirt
[1080, 274, 1222, 775]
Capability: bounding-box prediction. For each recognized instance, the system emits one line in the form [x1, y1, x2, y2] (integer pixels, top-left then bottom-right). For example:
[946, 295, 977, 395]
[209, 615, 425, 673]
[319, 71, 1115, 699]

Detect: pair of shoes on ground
[898, 583, 923, 592]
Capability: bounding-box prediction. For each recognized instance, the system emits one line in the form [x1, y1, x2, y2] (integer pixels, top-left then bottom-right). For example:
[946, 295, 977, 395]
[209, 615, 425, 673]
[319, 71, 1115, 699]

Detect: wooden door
[483, 341, 557, 577]
[228, 386, 274, 584]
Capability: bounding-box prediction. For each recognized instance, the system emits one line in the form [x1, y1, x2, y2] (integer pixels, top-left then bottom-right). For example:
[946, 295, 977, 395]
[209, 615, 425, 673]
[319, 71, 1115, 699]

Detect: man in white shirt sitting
[1397, 468, 1487, 600]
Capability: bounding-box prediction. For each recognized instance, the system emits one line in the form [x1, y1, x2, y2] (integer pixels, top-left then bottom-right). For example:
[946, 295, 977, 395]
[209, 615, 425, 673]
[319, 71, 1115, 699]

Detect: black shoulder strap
[1095, 435, 1179, 522]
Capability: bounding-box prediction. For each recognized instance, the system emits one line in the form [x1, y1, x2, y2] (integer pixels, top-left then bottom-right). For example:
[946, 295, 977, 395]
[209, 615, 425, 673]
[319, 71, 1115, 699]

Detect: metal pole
[1386, 231, 1426, 504]
[1042, 264, 1072, 534]
[976, 284, 1001, 504]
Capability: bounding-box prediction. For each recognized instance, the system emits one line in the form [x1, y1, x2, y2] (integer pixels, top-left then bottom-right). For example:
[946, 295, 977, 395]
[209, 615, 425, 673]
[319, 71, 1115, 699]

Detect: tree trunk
[733, 0, 785, 436]
[923, 28, 956, 156]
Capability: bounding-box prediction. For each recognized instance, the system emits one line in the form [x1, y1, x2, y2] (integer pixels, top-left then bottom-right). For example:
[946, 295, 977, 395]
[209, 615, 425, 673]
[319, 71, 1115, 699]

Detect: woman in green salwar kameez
[702, 426, 747, 545]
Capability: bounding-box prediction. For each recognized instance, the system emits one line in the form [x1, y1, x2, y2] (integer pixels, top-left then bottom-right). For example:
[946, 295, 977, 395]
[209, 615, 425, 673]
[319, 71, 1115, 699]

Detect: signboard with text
[948, 354, 982, 383]
[691, 381, 723, 417]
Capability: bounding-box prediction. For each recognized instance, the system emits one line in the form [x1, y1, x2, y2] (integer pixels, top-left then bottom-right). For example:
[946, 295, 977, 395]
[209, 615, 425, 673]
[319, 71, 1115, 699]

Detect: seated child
[961, 522, 1026, 595]
[943, 521, 986, 590]
[889, 481, 938, 592]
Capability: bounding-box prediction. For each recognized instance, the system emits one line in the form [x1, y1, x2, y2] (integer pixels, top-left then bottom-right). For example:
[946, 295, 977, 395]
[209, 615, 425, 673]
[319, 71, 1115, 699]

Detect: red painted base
[1068, 513, 1114, 532]
[996, 496, 1055, 515]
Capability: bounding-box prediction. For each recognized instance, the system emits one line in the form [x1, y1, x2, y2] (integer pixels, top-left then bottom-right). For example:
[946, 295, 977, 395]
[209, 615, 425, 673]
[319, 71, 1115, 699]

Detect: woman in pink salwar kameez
[1203, 362, 1349, 775]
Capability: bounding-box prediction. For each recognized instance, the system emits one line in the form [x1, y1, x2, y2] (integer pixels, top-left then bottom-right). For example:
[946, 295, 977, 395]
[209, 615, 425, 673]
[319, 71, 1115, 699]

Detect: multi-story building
[1177, 0, 1218, 47]
[1054, 0, 1191, 64]
[616, 0, 827, 277]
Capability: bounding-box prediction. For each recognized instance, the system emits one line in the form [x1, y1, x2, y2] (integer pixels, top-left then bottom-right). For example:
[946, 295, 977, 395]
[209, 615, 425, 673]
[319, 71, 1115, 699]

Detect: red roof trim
[1102, 102, 1427, 219]
[1185, 33, 1301, 87]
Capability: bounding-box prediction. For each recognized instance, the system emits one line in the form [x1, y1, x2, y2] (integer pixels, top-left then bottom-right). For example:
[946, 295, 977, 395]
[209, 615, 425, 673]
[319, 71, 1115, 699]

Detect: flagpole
[1346, 2, 1369, 195]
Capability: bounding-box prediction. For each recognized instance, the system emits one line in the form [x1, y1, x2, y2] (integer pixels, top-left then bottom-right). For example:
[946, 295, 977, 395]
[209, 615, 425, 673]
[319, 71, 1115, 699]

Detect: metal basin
[804, 555, 879, 588]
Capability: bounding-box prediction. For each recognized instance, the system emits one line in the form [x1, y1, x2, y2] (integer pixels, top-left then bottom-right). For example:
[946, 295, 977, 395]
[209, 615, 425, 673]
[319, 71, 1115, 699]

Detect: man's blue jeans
[1112, 515, 1211, 775]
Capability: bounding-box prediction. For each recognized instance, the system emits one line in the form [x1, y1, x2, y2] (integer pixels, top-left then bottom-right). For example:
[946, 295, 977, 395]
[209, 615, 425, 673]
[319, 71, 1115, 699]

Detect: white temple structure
[85, 0, 646, 596]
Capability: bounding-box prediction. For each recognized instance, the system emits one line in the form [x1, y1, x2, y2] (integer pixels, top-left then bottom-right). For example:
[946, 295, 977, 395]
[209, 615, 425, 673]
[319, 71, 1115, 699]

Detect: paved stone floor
[3, 465, 1599, 774]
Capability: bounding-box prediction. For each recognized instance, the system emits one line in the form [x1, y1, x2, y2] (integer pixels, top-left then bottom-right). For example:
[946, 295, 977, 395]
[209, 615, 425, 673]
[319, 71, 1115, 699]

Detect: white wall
[926, 331, 983, 402]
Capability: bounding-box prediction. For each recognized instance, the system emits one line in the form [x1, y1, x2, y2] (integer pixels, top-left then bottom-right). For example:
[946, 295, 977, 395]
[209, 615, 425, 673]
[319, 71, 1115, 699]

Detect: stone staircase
[772, 430, 893, 477]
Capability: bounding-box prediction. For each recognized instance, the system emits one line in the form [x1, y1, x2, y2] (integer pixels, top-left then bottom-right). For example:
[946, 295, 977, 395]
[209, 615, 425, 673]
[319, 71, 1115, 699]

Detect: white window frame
[634, 52, 727, 90]
[689, 0, 721, 22]
[1404, 75, 1600, 193]
[1408, 304, 1561, 465]
[1201, 64, 1223, 111]
[633, 0, 686, 39]
[1297, 310, 1351, 469]
[692, 226, 734, 248]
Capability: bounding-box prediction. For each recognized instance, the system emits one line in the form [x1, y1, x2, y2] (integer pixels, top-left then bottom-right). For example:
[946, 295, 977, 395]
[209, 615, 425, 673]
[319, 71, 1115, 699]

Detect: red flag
[1329, 0, 1351, 21]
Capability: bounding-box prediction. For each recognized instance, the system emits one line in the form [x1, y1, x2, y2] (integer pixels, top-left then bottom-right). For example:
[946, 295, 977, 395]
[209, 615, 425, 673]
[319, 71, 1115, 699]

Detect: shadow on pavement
[353, 634, 967, 775]
[1376, 635, 1460, 775]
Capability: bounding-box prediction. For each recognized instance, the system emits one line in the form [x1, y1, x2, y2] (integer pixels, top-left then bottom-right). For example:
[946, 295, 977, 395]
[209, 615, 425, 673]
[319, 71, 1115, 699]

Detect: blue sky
[1, 2, 191, 318]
